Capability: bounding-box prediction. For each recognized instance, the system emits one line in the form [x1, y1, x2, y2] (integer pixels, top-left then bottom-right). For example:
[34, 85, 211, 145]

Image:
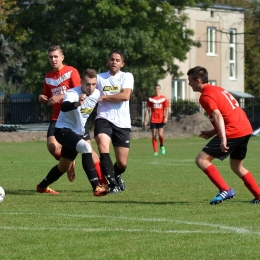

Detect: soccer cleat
[109, 185, 121, 194]
[210, 188, 236, 204]
[250, 198, 260, 204]
[160, 146, 166, 155]
[116, 175, 126, 191]
[101, 183, 109, 191]
[67, 161, 76, 182]
[36, 185, 59, 194]
[154, 152, 158, 156]
[93, 185, 108, 196]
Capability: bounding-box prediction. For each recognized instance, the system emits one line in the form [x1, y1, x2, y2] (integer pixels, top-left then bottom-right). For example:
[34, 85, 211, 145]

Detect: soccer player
[94, 49, 134, 194]
[187, 66, 260, 204]
[144, 84, 169, 156]
[38, 45, 80, 182]
[36, 69, 107, 196]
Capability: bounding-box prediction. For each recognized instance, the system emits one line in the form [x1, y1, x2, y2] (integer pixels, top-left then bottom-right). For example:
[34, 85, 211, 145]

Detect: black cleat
[109, 185, 121, 194]
[116, 175, 126, 191]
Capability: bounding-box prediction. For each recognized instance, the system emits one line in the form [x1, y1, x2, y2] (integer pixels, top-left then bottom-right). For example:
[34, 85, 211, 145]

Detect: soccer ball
[0, 186, 5, 203]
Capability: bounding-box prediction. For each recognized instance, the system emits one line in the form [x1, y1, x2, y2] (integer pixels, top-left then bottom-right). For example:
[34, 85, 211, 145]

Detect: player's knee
[76, 139, 92, 154]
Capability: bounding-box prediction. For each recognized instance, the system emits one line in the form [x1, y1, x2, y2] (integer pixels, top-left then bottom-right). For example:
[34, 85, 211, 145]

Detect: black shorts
[54, 128, 90, 161]
[94, 118, 130, 148]
[47, 120, 56, 137]
[150, 122, 165, 129]
[202, 134, 251, 161]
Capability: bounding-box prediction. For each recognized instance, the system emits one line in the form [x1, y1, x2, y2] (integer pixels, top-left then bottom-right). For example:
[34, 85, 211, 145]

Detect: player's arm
[144, 107, 150, 127]
[211, 109, 228, 152]
[163, 106, 169, 123]
[47, 94, 65, 106]
[99, 88, 132, 102]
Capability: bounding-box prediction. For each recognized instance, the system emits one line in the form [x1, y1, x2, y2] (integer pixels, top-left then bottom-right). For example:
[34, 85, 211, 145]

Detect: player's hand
[220, 142, 229, 153]
[47, 96, 61, 106]
[39, 95, 48, 104]
[78, 94, 86, 105]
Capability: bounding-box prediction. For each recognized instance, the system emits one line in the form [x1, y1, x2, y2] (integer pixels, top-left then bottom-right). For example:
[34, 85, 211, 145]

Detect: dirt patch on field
[0, 113, 212, 142]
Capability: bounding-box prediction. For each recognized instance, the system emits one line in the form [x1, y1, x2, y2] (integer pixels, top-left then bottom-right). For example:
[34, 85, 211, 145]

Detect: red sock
[204, 165, 230, 191]
[152, 138, 157, 152]
[241, 172, 260, 199]
[94, 162, 107, 184]
[159, 136, 164, 146]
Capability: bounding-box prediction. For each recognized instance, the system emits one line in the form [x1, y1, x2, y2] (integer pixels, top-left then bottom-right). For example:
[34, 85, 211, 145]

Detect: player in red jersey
[144, 84, 169, 156]
[38, 45, 107, 187]
[187, 66, 260, 204]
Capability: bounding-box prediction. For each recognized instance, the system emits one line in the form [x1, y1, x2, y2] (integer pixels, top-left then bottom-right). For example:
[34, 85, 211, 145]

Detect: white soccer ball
[0, 186, 5, 203]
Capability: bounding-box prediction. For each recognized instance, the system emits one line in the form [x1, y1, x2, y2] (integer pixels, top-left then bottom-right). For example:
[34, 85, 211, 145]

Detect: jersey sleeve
[43, 79, 52, 97]
[122, 73, 134, 90]
[63, 90, 79, 103]
[165, 97, 170, 107]
[70, 68, 81, 88]
[200, 95, 218, 116]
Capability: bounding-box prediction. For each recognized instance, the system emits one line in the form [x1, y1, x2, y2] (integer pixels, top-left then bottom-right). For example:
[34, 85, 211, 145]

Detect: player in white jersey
[36, 69, 107, 196]
[94, 49, 134, 194]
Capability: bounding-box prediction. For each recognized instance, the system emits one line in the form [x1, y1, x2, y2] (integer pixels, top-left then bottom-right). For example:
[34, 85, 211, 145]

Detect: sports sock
[159, 136, 164, 147]
[241, 172, 260, 199]
[82, 153, 99, 190]
[204, 164, 230, 191]
[152, 138, 157, 152]
[100, 153, 117, 186]
[94, 161, 107, 184]
[114, 162, 126, 178]
[38, 165, 64, 188]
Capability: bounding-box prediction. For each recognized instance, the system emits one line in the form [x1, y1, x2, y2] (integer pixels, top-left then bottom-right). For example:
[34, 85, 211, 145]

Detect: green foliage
[171, 99, 200, 116]
[5, 0, 208, 98]
[0, 81, 22, 96]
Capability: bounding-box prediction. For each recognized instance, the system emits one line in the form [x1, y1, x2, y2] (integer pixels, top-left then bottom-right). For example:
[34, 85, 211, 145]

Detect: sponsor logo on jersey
[103, 85, 120, 93]
[51, 86, 67, 96]
[80, 108, 93, 114]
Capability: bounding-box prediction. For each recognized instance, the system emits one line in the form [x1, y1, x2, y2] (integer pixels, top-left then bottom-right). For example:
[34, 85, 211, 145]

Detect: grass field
[1, 137, 260, 259]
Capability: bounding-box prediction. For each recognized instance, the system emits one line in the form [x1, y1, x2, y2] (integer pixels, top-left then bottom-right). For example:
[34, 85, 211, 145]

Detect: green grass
[1, 137, 260, 259]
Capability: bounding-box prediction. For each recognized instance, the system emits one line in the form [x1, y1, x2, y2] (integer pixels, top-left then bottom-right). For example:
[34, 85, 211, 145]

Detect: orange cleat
[36, 185, 59, 194]
[93, 185, 108, 196]
[67, 161, 76, 182]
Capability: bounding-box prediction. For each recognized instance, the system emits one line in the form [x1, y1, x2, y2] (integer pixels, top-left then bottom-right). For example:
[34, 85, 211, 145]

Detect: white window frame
[207, 27, 216, 56]
[172, 80, 185, 101]
[230, 28, 236, 80]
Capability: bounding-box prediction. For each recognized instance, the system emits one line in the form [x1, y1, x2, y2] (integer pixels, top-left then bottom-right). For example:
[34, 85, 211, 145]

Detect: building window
[172, 80, 185, 100]
[209, 80, 216, 85]
[230, 29, 236, 79]
[207, 27, 216, 55]
[182, 25, 186, 39]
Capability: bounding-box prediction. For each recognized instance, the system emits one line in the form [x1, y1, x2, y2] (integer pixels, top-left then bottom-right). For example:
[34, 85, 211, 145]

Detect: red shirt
[43, 65, 81, 120]
[146, 95, 169, 123]
[200, 84, 252, 138]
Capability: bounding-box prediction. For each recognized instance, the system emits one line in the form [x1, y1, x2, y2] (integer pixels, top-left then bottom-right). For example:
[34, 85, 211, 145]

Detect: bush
[171, 99, 200, 117]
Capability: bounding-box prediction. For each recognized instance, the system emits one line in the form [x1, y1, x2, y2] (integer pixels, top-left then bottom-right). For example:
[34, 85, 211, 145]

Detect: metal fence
[1, 96, 260, 130]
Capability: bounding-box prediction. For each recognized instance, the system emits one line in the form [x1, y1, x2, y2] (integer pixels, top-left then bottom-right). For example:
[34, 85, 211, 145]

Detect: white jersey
[56, 87, 100, 135]
[96, 71, 134, 128]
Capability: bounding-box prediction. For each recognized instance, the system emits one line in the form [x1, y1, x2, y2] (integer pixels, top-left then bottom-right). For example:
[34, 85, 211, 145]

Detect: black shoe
[116, 175, 126, 191]
[109, 185, 121, 194]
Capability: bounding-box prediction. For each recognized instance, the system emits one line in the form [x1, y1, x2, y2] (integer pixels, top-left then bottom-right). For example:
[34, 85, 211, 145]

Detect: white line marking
[2, 212, 260, 235]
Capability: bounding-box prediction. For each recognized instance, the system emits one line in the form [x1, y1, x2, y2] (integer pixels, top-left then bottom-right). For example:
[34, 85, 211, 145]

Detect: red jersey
[43, 65, 81, 120]
[200, 84, 252, 138]
[146, 95, 169, 123]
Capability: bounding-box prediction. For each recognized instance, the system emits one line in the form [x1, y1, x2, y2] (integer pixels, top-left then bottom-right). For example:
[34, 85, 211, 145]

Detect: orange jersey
[146, 95, 169, 123]
[200, 84, 252, 138]
[43, 65, 81, 120]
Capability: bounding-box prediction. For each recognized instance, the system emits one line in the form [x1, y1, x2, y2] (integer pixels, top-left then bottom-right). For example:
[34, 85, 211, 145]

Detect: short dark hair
[81, 69, 97, 80]
[48, 45, 63, 55]
[154, 84, 161, 88]
[187, 66, 208, 84]
[108, 49, 125, 62]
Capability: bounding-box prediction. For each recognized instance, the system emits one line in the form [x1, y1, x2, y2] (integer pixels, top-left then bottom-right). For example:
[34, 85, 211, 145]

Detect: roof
[228, 91, 254, 98]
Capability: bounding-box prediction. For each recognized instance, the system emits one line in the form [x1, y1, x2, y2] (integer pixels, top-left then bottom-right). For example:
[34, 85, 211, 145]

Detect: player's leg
[229, 135, 260, 203]
[112, 126, 130, 191]
[47, 120, 76, 182]
[150, 123, 158, 155]
[158, 125, 166, 155]
[94, 119, 119, 193]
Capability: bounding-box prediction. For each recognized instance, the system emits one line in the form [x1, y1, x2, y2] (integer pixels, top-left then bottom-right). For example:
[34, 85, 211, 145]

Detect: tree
[4, 0, 213, 99]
